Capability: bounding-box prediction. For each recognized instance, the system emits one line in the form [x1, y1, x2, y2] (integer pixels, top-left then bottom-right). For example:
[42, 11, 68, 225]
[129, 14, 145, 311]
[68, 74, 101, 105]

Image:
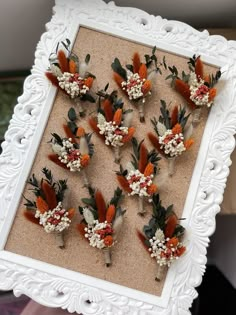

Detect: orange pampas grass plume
[36, 196, 49, 214]
[144, 162, 154, 177]
[195, 56, 204, 80]
[24, 211, 40, 225]
[136, 230, 150, 253]
[172, 123, 182, 135]
[117, 175, 132, 193]
[103, 99, 113, 122]
[171, 106, 178, 127]
[45, 72, 59, 87]
[184, 139, 194, 150]
[113, 72, 124, 89]
[139, 63, 147, 79]
[89, 117, 100, 134]
[147, 184, 158, 195]
[165, 214, 177, 238]
[106, 204, 116, 223]
[95, 191, 107, 223]
[58, 50, 69, 73]
[84, 77, 94, 88]
[80, 154, 90, 167]
[133, 52, 141, 73]
[48, 154, 68, 170]
[69, 60, 77, 74]
[76, 127, 85, 137]
[113, 109, 122, 126]
[138, 143, 148, 173]
[77, 223, 87, 237]
[148, 132, 164, 156]
[67, 208, 75, 219]
[141, 80, 151, 95]
[176, 246, 186, 256]
[63, 124, 77, 143]
[175, 79, 196, 110]
[42, 181, 57, 210]
[209, 88, 217, 102]
[122, 127, 135, 143]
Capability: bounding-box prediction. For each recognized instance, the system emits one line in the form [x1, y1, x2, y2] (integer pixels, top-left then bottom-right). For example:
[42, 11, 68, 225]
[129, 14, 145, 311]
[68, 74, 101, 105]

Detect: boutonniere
[45, 39, 96, 116]
[23, 168, 75, 249]
[89, 89, 135, 163]
[77, 187, 125, 266]
[137, 194, 186, 281]
[49, 108, 94, 187]
[111, 47, 166, 122]
[117, 138, 160, 215]
[148, 100, 194, 176]
[166, 55, 221, 123]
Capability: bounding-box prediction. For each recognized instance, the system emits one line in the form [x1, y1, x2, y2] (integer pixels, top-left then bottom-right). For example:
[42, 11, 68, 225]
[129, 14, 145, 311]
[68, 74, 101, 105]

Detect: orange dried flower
[147, 184, 158, 195]
[80, 154, 90, 167]
[117, 175, 132, 193]
[84, 77, 93, 88]
[184, 139, 194, 150]
[77, 223, 87, 237]
[76, 127, 85, 137]
[104, 235, 113, 247]
[103, 99, 113, 122]
[172, 123, 182, 135]
[144, 162, 154, 177]
[166, 237, 179, 248]
[106, 205, 116, 223]
[141, 80, 151, 96]
[139, 63, 147, 79]
[165, 214, 177, 238]
[113, 108, 122, 126]
[36, 196, 49, 214]
[209, 88, 217, 102]
[24, 211, 40, 225]
[133, 52, 141, 73]
[57, 50, 69, 73]
[171, 106, 178, 127]
[113, 72, 124, 88]
[176, 246, 186, 257]
[69, 59, 77, 74]
[42, 180, 57, 210]
[67, 208, 75, 219]
[122, 127, 135, 143]
[195, 56, 204, 79]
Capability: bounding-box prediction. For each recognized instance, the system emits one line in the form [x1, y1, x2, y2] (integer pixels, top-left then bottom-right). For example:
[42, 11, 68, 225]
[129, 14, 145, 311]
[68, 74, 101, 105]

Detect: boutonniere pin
[89, 89, 135, 163]
[49, 108, 94, 187]
[77, 187, 125, 266]
[112, 47, 166, 122]
[117, 138, 160, 215]
[148, 100, 194, 176]
[137, 194, 186, 281]
[24, 168, 75, 249]
[46, 39, 96, 116]
[166, 55, 221, 124]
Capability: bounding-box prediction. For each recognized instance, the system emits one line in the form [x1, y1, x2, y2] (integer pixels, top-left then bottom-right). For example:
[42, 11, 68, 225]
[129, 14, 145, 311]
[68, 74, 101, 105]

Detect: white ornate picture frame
[0, 0, 236, 314]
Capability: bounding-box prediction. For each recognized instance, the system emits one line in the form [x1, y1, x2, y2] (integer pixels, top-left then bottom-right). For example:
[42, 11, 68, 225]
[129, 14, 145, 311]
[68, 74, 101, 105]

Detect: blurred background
[0, 1, 235, 314]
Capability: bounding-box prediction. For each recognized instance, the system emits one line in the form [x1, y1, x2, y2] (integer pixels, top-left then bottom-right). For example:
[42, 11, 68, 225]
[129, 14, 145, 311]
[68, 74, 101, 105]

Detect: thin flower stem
[55, 232, 65, 249]
[155, 264, 164, 282]
[192, 107, 201, 125]
[114, 146, 121, 164]
[81, 169, 90, 187]
[138, 102, 145, 123]
[103, 247, 111, 267]
[168, 157, 176, 177]
[138, 197, 145, 215]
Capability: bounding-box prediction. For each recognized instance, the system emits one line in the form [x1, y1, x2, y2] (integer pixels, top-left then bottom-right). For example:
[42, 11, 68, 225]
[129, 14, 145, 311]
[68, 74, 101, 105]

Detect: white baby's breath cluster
[57, 72, 89, 99]
[84, 220, 114, 249]
[126, 169, 153, 200]
[148, 231, 183, 267]
[121, 71, 149, 102]
[159, 130, 186, 157]
[56, 138, 82, 172]
[35, 202, 71, 233]
[97, 119, 128, 147]
[188, 72, 212, 107]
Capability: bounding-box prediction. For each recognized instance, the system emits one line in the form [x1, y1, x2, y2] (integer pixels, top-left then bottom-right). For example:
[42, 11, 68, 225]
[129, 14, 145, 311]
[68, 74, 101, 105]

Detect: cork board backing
[5, 27, 218, 297]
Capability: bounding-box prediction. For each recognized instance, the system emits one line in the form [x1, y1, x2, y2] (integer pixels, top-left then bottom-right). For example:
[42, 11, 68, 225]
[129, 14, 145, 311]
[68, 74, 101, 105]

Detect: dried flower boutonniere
[117, 138, 160, 215]
[89, 89, 135, 163]
[112, 47, 166, 122]
[148, 100, 194, 176]
[77, 187, 125, 266]
[45, 39, 96, 116]
[137, 193, 186, 281]
[166, 55, 221, 124]
[49, 108, 94, 187]
[23, 168, 75, 249]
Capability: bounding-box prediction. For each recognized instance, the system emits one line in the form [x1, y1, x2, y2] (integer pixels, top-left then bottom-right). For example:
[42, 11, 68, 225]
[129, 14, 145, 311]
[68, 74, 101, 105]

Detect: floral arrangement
[45, 39, 96, 116]
[137, 193, 186, 281]
[166, 55, 221, 123]
[77, 187, 125, 266]
[148, 100, 194, 175]
[23, 168, 75, 248]
[111, 47, 166, 122]
[116, 138, 160, 215]
[89, 88, 135, 163]
[48, 108, 94, 187]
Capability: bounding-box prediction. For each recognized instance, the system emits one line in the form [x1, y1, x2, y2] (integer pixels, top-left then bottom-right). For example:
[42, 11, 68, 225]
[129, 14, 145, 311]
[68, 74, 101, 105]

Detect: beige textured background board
[5, 27, 218, 296]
